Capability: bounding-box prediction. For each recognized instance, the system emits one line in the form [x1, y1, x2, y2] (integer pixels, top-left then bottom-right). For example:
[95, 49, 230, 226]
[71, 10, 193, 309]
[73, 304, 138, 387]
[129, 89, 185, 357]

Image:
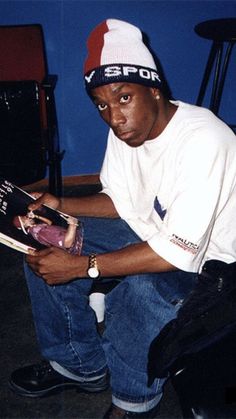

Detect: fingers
[28, 192, 44, 211]
[30, 192, 43, 200]
[28, 248, 37, 255]
[28, 192, 59, 212]
[25, 247, 73, 285]
[26, 248, 52, 281]
[27, 247, 51, 258]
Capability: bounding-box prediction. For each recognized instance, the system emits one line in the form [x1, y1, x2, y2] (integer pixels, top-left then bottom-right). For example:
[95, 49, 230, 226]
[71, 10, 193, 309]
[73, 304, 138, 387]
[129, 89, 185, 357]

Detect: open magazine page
[0, 178, 83, 254]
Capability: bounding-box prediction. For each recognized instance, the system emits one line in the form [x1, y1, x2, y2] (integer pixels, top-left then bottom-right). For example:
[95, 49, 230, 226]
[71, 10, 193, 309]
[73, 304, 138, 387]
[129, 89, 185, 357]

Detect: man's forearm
[71, 242, 177, 280]
[97, 242, 176, 276]
[26, 241, 177, 285]
[59, 192, 119, 218]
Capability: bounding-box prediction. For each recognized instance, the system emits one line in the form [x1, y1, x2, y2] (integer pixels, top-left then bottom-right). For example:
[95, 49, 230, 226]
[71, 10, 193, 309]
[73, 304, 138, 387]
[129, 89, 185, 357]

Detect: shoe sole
[8, 379, 109, 398]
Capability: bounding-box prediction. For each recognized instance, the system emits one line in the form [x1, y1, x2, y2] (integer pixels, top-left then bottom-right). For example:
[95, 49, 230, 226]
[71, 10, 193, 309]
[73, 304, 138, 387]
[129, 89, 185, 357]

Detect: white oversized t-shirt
[100, 101, 236, 273]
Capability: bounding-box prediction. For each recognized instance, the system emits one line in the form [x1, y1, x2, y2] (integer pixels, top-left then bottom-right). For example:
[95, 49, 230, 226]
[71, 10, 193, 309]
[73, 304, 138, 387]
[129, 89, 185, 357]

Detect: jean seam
[63, 302, 83, 370]
[112, 378, 162, 403]
[63, 298, 107, 376]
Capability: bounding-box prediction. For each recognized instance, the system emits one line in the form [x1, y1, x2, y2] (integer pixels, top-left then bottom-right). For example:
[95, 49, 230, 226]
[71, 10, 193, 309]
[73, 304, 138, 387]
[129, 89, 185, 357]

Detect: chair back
[0, 24, 46, 82]
[0, 24, 63, 194]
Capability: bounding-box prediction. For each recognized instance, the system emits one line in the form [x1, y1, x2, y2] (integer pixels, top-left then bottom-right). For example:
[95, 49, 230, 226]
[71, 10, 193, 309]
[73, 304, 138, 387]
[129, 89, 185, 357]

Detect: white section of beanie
[100, 19, 157, 69]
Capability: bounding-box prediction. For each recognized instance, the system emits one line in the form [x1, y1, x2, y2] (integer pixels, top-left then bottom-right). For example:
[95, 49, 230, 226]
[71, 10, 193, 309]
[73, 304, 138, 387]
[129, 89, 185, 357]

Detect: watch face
[88, 267, 99, 278]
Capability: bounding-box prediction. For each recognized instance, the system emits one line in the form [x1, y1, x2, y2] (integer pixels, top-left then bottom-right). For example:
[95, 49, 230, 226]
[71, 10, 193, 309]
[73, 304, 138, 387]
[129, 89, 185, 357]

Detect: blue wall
[1, 1, 236, 176]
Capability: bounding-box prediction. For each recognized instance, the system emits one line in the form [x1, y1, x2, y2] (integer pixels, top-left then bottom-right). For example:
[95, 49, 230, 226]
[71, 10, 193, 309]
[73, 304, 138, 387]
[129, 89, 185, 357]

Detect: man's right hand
[28, 192, 61, 212]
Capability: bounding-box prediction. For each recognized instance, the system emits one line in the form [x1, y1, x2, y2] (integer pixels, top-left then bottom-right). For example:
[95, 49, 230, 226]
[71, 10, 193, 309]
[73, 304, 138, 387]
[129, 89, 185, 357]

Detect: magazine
[0, 178, 83, 254]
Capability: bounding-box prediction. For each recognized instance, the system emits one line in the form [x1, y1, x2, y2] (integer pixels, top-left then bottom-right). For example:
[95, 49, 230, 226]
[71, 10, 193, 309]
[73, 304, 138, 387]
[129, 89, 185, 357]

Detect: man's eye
[120, 95, 130, 104]
[97, 103, 107, 111]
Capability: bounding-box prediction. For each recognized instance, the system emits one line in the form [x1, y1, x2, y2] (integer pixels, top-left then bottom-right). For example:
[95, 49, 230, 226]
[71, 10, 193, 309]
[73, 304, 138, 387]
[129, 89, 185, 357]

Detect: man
[9, 19, 236, 418]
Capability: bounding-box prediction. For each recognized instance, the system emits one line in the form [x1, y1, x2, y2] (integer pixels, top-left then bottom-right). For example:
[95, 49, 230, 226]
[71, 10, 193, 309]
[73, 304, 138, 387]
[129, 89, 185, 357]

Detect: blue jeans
[24, 217, 197, 412]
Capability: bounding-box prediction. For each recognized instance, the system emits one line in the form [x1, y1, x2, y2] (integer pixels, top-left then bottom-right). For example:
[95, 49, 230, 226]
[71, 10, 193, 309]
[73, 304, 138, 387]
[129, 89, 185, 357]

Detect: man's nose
[109, 106, 126, 127]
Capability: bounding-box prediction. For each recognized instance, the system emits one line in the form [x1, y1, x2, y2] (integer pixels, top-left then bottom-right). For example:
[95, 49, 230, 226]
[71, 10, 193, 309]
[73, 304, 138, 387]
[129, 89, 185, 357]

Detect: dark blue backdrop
[1, 1, 235, 177]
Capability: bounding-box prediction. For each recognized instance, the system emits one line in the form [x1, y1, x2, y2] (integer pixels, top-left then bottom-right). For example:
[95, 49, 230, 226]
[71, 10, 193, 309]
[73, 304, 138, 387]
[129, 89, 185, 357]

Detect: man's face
[91, 83, 160, 147]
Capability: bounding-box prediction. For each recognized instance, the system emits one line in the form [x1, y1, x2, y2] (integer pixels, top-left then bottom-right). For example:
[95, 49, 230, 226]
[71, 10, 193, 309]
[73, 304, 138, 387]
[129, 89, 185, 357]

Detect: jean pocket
[105, 281, 128, 317]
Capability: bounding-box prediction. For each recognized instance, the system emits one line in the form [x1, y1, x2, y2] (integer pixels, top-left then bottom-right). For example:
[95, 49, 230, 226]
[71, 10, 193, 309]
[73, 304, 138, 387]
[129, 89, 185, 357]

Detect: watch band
[89, 253, 97, 268]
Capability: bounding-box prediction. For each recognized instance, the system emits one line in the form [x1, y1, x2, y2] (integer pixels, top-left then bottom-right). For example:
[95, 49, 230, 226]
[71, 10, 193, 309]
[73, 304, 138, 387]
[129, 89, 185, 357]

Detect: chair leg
[212, 42, 234, 114]
[196, 42, 219, 107]
[48, 149, 64, 196]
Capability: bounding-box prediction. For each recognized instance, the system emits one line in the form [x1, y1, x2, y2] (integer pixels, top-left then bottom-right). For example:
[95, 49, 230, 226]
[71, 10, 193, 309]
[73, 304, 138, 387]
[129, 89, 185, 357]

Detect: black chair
[0, 24, 64, 196]
[195, 18, 236, 132]
[171, 329, 236, 418]
[148, 260, 236, 418]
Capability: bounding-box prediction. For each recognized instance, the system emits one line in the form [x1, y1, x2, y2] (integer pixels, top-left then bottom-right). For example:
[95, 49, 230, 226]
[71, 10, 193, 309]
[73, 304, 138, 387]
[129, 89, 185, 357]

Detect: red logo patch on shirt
[170, 234, 199, 254]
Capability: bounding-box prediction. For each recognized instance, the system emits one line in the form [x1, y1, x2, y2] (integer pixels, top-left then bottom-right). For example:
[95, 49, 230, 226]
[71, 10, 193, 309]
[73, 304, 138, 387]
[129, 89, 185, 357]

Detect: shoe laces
[33, 361, 53, 378]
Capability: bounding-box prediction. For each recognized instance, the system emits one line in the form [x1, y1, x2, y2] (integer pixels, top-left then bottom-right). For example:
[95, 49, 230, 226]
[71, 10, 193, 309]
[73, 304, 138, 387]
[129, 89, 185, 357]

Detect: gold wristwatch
[87, 253, 100, 279]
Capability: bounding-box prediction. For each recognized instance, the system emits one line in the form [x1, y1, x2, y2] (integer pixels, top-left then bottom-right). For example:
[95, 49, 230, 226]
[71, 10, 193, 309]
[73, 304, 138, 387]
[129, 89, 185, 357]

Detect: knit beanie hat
[84, 19, 162, 93]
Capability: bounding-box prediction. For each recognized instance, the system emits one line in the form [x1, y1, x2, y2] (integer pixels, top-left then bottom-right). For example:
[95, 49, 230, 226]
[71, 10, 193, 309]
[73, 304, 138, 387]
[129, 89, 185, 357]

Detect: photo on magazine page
[0, 178, 83, 254]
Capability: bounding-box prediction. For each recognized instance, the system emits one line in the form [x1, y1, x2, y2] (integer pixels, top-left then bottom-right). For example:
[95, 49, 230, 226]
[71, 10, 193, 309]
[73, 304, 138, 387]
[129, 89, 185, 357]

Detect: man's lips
[116, 131, 134, 141]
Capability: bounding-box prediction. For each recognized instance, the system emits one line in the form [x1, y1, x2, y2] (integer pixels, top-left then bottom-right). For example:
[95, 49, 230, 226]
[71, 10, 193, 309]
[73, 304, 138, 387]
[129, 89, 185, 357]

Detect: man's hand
[29, 192, 61, 212]
[26, 247, 85, 285]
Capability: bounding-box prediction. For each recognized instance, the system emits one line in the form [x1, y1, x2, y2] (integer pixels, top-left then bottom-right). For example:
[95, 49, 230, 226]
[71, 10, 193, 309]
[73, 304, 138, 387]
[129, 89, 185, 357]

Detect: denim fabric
[24, 216, 198, 410]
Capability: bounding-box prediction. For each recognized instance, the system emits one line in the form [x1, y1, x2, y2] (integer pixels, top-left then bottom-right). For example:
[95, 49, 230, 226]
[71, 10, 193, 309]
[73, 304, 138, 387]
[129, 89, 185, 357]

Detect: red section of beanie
[84, 20, 109, 74]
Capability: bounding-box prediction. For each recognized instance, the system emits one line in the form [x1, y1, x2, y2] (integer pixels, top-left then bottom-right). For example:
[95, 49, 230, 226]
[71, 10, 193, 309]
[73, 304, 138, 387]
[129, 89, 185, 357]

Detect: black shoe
[103, 403, 160, 419]
[9, 360, 109, 398]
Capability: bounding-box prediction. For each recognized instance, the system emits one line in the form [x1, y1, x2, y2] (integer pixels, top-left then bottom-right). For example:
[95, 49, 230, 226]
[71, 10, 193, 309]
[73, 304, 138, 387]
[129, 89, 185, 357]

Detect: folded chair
[0, 24, 64, 195]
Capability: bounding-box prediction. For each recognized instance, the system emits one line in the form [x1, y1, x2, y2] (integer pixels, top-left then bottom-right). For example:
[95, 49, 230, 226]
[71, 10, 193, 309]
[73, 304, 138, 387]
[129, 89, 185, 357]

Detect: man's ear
[150, 87, 161, 99]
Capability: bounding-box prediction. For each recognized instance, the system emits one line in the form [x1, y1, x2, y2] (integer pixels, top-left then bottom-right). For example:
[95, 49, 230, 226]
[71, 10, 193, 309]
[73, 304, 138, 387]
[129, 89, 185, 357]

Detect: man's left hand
[26, 247, 83, 285]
